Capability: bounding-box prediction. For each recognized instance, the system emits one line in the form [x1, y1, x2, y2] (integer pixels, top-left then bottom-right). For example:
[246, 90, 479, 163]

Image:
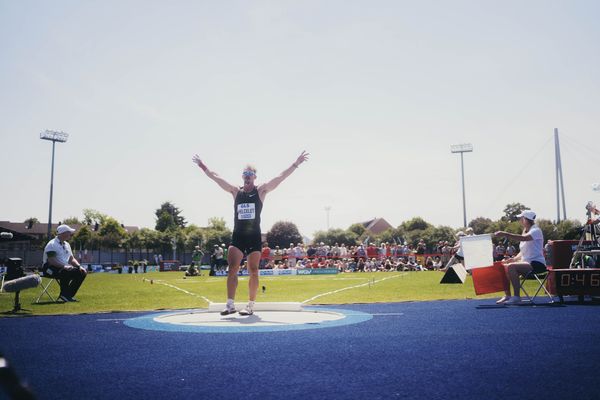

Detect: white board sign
[460, 234, 494, 270]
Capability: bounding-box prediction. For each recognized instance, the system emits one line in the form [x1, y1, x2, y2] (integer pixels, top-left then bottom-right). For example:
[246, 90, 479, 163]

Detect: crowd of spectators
[257, 240, 458, 273]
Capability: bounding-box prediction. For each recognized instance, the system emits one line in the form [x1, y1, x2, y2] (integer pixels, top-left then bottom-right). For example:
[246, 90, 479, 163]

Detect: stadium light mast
[451, 143, 473, 228]
[40, 130, 69, 240]
[325, 206, 332, 230]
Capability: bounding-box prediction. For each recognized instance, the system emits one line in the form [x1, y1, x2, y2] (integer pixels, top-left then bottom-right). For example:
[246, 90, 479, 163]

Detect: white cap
[57, 224, 76, 234]
[516, 210, 536, 220]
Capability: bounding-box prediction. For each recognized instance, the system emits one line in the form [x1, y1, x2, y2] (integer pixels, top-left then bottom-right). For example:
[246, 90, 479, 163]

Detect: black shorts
[530, 260, 546, 274]
[231, 232, 262, 255]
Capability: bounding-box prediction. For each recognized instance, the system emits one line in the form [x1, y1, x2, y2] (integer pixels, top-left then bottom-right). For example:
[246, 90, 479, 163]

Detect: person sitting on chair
[42, 224, 87, 302]
[494, 210, 546, 305]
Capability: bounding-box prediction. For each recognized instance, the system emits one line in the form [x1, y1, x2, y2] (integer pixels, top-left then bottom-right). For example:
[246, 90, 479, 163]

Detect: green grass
[1, 271, 540, 316]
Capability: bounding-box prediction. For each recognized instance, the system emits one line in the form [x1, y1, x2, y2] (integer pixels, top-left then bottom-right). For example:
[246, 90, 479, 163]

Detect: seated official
[494, 210, 546, 305]
[185, 262, 200, 276]
[43, 224, 87, 302]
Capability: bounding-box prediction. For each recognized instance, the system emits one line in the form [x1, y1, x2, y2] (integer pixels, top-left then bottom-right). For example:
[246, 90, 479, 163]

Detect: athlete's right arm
[192, 154, 238, 195]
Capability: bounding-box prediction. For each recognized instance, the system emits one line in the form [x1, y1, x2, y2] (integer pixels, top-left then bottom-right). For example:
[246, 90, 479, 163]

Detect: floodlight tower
[451, 143, 473, 228]
[40, 130, 69, 240]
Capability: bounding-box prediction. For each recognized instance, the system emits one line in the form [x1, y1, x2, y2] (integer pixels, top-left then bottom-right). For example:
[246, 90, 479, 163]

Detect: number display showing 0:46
[560, 273, 600, 286]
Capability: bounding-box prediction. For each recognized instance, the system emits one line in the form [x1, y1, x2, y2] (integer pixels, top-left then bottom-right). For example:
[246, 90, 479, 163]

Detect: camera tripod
[568, 206, 600, 269]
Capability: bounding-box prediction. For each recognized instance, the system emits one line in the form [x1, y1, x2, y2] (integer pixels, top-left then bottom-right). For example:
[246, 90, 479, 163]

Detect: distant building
[360, 218, 394, 235]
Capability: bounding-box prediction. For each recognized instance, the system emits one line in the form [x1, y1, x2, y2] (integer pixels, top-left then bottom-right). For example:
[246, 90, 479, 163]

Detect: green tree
[207, 217, 227, 231]
[400, 217, 432, 232]
[348, 223, 366, 237]
[182, 225, 205, 251]
[155, 202, 186, 231]
[99, 217, 129, 248]
[24, 217, 39, 226]
[62, 216, 81, 225]
[312, 229, 358, 246]
[138, 228, 162, 250]
[537, 219, 560, 243]
[202, 229, 231, 252]
[556, 219, 583, 240]
[375, 228, 405, 245]
[395, 217, 433, 247]
[127, 229, 144, 250]
[468, 217, 493, 234]
[156, 212, 176, 232]
[82, 209, 108, 225]
[501, 203, 529, 222]
[266, 221, 303, 248]
[422, 226, 456, 248]
[72, 225, 94, 249]
[488, 219, 521, 243]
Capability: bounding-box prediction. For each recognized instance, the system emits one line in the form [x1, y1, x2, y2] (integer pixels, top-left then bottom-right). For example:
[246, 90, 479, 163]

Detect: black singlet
[233, 187, 263, 235]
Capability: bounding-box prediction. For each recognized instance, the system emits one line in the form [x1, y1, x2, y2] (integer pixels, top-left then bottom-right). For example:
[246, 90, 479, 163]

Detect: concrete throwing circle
[124, 307, 372, 333]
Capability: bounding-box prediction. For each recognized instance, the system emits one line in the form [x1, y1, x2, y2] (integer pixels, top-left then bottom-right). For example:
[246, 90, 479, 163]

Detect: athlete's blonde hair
[244, 164, 257, 174]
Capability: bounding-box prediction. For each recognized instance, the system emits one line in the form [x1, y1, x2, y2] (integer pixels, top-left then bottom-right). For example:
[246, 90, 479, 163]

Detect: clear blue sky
[1, 0, 599, 238]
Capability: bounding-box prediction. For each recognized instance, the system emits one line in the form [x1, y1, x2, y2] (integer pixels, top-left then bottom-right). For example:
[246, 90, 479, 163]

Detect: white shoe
[239, 305, 254, 316]
[496, 296, 510, 304]
[505, 297, 522, 305]
[220, 306, 236, 316]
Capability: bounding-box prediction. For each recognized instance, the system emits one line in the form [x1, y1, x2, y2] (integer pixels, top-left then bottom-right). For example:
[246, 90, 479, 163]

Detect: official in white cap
[42, 224, 87, 302]
[494, 210, 546, 305]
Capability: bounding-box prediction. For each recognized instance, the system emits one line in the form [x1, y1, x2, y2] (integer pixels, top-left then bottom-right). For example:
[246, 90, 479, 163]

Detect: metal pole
[451, 144, 472, 228]
[556, 130, 567, 220]
[47, 140, 56, 240]
[554, 129, 560, 222]
[460, 152, 467, 228]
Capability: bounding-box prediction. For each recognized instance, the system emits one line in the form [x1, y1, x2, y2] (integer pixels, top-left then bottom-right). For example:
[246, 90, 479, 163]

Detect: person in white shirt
[494, 210, 546, 305]
[43, 224, 87, 302]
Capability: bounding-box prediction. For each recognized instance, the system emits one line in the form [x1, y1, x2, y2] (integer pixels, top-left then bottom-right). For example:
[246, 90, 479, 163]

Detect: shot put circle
[124, 307, 372, 333]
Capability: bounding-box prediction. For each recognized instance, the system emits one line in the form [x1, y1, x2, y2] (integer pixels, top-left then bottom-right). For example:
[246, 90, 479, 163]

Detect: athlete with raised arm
[192, 151, 309, 315]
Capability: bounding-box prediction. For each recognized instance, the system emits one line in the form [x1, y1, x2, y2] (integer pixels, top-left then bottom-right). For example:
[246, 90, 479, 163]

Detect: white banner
[460, 234, 494, 270]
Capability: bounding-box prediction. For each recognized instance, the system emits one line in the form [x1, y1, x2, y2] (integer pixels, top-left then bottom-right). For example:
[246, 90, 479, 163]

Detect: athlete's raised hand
[294, 151, 309, 167]
[192, 154, 207, 171]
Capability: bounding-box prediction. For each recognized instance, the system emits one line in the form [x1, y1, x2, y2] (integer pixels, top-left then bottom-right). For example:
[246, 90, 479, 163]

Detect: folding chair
[520, 267, 555, 305]
[35, 269, 59, 303]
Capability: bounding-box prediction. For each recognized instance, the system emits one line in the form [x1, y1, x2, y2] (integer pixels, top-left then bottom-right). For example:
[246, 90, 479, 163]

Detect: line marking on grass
[301, 273, 407, 304]
[153, 280, 213, 304]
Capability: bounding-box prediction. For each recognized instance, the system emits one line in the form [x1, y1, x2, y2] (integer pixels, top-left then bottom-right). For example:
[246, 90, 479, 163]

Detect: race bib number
[237, 203, 256, 220]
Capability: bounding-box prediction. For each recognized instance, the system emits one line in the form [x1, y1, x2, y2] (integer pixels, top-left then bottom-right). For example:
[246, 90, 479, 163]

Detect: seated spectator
[357, 258, 366, 272]
[260, 243, 271, 268]
[395, 258, 406, 271]
[432, 256, 443, 270]
[424, 256, 434, 270]
[416, 239, 426, 255]
[185, 262, 200, 276]
[406, 258, 418, 271]
[42, 224, 87, 302]
[346, 259, 357, 272]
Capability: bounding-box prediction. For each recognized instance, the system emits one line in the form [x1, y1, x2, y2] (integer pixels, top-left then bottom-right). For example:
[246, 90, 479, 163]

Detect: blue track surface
[1, 299, 600, 400]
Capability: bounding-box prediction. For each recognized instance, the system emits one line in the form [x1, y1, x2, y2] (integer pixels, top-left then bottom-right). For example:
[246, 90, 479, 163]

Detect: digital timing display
[554, 269, 600, 296]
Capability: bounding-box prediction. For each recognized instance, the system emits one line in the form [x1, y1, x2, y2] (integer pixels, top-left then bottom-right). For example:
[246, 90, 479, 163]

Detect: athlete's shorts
[231, 232, 262, 255]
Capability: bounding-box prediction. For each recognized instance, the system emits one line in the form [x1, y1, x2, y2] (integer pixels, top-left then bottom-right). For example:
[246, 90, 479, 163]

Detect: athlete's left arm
[260, 151, 309, 196]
